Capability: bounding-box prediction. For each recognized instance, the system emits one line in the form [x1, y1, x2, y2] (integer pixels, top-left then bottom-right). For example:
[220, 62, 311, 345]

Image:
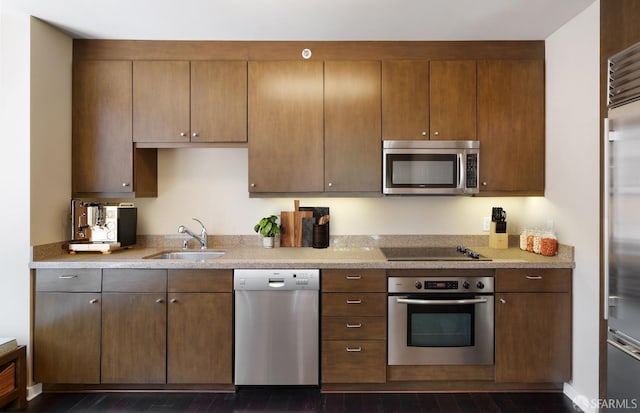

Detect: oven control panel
[389, 276, 494, 294]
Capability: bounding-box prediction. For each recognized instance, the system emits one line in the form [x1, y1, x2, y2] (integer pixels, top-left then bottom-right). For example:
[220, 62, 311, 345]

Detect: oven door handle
[396, 297, 488, 305]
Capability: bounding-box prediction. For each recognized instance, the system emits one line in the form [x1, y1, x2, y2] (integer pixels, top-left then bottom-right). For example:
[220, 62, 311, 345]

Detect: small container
[541, 227, 558, 257]
[519, 228, 529, 251]
[526, 232, 535, 252]
[532, 229, 542, 254]
[312, 224, 329, 249]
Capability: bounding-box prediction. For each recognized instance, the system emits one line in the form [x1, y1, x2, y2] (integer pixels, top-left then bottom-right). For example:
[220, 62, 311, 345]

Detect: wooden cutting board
[281, 200, 312, 247]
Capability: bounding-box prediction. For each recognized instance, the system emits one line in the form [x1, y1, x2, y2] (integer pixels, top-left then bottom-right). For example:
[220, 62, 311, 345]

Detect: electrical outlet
[482, 216, 491, 232]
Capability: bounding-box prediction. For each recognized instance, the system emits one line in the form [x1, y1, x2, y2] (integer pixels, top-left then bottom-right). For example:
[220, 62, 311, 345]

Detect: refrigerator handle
[604, 117, 611, 320]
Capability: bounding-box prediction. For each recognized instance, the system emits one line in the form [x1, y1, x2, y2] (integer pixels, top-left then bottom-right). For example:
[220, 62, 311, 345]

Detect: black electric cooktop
[380, 246, 491, 261]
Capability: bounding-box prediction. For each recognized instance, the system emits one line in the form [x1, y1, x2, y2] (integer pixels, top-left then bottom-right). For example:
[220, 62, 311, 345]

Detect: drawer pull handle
[346, 347, 362, 352]
[346, 323, 362, 328]
[89, 298, 98, 304]
[346, 299, 362, 305]
[526, 275, 543, 280]
[346, 275, 361, 280]
[58, 275, 78, 279]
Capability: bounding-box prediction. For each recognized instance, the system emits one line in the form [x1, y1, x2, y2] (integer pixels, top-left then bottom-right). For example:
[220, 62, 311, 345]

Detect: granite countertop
[30, 235, 574, 270]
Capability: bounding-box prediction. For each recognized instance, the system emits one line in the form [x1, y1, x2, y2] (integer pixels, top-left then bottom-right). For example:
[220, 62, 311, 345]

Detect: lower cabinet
[167, 269, 233, 384]
[34, 269, 102, 384]
[34, 268, 233, 386]
[101, 269, 167, 384]
[494, 269, 572, 383]
[321, 269, 387, 383]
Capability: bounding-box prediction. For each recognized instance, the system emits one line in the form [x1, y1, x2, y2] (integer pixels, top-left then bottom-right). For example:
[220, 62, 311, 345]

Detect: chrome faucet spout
[178, 218, 208, 249]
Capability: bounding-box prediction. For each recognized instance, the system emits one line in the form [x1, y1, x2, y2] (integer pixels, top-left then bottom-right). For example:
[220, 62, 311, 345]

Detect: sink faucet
[178, 218, 208, 249]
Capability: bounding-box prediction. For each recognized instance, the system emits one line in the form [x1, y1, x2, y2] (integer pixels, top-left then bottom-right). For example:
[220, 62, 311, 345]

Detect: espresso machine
[69, 199, 137, 253]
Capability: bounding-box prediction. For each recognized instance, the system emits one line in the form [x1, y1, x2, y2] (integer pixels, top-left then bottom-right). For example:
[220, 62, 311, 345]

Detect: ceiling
[1, 0, 596, 41]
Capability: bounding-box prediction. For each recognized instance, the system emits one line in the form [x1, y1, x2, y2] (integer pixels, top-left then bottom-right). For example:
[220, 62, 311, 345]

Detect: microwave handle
[458, 153, 465, 189]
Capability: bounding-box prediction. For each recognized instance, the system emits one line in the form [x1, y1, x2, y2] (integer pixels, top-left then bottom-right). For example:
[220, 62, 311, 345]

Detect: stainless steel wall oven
[388, 276, 494, 365]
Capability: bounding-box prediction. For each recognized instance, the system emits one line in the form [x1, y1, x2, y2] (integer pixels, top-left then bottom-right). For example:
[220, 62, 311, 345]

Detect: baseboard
[563, 382, 595, 413]
[27, 382, 42, 401]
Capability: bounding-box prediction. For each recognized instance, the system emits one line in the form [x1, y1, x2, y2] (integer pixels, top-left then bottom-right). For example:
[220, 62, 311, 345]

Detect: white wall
[136, 148, 538, 237]
[544, 2, 600, 411]
[0, 12, 32, 349]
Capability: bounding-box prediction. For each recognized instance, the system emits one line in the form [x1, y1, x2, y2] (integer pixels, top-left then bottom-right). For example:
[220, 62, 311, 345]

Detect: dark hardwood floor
[18, 388, 582, 413]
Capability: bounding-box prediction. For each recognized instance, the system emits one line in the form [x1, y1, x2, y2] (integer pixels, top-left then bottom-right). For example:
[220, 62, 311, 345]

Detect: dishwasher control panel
[234, 269, 320, 291]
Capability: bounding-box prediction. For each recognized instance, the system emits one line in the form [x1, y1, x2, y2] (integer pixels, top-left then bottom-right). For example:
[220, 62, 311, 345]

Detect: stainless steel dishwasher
[234, 269, 319, 385]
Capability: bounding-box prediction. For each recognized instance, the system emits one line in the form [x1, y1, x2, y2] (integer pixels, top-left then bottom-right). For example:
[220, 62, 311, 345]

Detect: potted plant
[254, 215, 280, 248]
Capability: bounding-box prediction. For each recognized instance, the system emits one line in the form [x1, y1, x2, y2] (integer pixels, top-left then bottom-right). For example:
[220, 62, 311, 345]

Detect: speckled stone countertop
[30, 235, 574, 270]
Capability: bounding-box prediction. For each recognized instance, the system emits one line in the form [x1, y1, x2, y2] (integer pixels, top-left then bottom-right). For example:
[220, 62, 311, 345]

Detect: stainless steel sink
[145, 250, 226, 260]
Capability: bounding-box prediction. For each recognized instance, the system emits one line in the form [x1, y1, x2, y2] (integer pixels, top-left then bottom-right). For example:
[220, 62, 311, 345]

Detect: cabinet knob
[180, 132, 187, 137]
[89, 298, 98, 304]
[328, 182, 333, 187]
[170, 298, 177, 304]
[155, 298, 164, 304]
[122, 182, 130, 187]
[421, 131, 427, 136]
[192, 132, 198, 138]
[433, 131, 439, 136]
[499, 298, 506, 304]
[482, 181, 488, 186]
[250, 183, 256, 188]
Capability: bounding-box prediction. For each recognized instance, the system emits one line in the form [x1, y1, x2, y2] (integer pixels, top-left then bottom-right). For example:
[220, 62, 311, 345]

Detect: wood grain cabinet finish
[34, 269, 101, 384]
[494, 269, 572, 383]
[248, 61, 325, 193]
[477, 59, 545, 195]
[101, 269, 167, 384]
[429, 60, 477, 140]
[72, 60, 157, 197]
[324, 61, 381, 192]
[321, 269, 386, 384]
[133, 60, 247, 144]
[167, 270, 233, 384]
[382, 60, 476, 141]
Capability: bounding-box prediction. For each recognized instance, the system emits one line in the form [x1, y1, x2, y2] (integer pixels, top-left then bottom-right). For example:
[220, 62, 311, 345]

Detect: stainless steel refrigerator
[606, 41, 640, 412]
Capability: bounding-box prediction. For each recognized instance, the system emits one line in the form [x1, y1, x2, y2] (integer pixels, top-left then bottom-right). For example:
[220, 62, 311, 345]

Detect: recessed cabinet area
[72, 40, 545, 198]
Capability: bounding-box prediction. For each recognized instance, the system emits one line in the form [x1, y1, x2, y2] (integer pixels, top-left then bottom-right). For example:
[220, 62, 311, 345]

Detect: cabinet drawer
[103, 269, 167, 292]
[36, 269, 101, 292]
[321, 340, 386, 383]
[495, 269, 571, 292]
[322, 316, 386, 340]
[322, 293, 386, 317]
[322, 269, 386, 292]
[168, 269, 232, 292]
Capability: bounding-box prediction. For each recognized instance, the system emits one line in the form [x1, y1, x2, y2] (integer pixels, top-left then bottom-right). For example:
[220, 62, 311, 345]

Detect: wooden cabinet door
[382, 60, 429, 140]
[430, 60, 477, 140]
[191, 61, 247, 143]
[72, 60, 134, 194]
[248, 61, 324, 193]
[101, 292, 167, 383]
[477, 60, 545, 195]
[325, 61, 381, 192]
[133, 61, 190, 143]
[495, 292, 571, 383]
[34, 292, 101, 384]
[167, 293, 232, 384]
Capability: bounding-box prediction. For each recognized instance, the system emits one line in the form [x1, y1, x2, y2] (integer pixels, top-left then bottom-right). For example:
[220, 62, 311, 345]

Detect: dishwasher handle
[269, 278, 286, 288]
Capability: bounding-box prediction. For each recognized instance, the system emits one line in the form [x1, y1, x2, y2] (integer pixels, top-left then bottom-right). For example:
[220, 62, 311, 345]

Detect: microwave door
[386, 153, 461, 194]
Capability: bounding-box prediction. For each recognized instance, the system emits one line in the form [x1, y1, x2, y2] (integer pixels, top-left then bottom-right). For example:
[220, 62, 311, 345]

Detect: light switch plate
[482, 216, 491, 232]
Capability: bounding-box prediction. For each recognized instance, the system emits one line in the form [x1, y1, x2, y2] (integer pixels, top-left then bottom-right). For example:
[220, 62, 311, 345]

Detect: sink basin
[145, 250, 226, 260]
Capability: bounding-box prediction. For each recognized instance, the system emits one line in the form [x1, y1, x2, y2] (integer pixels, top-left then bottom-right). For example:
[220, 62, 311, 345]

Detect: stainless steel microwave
[382, 140, 480, 195]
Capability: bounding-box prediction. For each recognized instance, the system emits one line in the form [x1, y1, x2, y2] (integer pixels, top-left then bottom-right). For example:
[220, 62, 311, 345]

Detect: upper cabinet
[382, 60, 429, 140]
[72, 60, 157, 197]
[381, 60, 477, 141]
[477, 60, 545, 195]
[248, 61, 325, 194]
[324, 61, 381, 193]
[133, 60, 247, 144]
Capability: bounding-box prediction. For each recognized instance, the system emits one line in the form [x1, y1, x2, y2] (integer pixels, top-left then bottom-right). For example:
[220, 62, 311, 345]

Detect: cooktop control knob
[463, 281, 470, 289]
[414, 281, 423, 289]
[476, 281, 485, 289]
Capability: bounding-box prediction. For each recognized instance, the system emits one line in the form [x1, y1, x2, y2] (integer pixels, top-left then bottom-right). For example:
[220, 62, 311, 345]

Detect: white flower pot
[262, 236, 275, 248]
